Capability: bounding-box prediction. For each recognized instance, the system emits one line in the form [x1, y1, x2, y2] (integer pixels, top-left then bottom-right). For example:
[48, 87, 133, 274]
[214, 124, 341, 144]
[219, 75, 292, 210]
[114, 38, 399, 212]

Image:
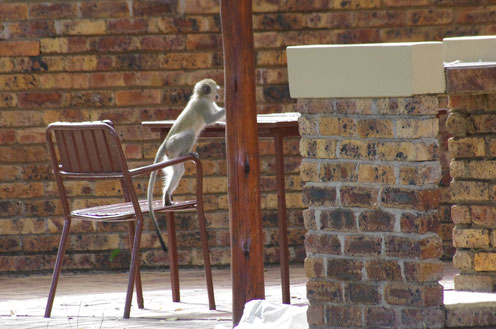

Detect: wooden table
[142, 112, 300, 304]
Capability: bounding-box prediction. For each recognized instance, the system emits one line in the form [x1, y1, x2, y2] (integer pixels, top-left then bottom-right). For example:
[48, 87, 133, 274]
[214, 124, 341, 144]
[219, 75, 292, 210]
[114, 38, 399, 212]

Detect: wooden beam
[220, 0, 265, 326]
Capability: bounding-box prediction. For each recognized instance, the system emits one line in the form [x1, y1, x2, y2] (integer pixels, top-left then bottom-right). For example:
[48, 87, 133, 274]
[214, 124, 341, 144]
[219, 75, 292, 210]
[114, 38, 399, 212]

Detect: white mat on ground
[216, 299, 308, 329]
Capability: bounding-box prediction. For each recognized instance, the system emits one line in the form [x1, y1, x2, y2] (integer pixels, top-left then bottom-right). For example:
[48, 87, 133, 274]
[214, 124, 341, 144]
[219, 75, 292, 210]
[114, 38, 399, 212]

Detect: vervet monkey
[147, 79, 225, 253]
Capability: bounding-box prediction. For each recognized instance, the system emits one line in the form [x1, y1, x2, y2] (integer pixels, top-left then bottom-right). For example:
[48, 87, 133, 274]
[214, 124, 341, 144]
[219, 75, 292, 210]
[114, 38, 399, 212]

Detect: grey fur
[147, 79, 225, 253]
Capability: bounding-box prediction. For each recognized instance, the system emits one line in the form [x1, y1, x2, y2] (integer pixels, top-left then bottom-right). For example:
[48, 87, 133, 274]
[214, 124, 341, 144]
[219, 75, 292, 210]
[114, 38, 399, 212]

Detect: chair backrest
[46, 121, 128, 177]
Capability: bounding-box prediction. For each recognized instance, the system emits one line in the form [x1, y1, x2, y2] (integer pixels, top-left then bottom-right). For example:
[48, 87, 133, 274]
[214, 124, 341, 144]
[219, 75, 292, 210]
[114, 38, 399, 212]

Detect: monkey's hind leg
[162, 163, 185, 206]
[162, 166, 173, 205]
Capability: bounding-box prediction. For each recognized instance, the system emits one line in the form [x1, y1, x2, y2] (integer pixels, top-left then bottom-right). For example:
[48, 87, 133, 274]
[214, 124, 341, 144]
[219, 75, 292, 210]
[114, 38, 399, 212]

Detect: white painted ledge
[286, 42, 445, 98]
[443, 35, 496, 63]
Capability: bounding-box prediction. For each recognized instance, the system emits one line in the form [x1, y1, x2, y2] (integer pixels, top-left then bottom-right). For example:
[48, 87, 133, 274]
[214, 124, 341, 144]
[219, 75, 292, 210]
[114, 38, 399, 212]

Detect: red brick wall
[1, 0, 495, 273]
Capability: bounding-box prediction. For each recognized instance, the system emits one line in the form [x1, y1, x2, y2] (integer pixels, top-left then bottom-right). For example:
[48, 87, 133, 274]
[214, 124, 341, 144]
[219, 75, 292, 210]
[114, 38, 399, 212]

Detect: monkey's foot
[164, 200, 180, 206]
[163, 193, 173, 206]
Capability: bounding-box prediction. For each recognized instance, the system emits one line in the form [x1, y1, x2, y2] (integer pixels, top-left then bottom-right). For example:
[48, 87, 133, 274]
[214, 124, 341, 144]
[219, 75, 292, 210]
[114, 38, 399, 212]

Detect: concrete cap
[287, 42, 446, 98]
[443, 35, 496, 63]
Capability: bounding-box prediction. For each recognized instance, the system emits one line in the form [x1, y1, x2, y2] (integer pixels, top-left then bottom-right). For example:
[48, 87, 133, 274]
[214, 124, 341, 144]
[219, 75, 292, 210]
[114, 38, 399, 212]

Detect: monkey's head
[194, 79, 221, 102]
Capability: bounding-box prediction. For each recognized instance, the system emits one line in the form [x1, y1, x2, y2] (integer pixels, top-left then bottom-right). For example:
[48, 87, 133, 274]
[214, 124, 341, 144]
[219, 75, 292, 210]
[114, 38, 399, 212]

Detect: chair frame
[44, 121, 214, 319]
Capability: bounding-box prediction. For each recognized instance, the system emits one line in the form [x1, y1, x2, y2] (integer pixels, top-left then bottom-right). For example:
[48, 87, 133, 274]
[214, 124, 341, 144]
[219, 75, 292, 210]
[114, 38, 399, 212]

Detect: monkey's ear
[202, 84, 211, 95]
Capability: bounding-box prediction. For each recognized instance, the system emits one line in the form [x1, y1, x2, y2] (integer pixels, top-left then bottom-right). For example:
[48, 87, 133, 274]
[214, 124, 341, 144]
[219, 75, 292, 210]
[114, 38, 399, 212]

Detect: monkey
[147, 78, 225, 253]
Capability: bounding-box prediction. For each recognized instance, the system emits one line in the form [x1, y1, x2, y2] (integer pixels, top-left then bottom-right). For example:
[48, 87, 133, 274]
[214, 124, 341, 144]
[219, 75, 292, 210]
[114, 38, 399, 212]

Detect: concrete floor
[0, 265, 307, 329]
[1, 262, 496, 329]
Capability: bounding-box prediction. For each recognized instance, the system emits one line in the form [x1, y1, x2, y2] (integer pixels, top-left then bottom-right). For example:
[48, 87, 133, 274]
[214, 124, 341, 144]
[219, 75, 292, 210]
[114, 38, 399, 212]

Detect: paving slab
[0, 265, 307, 329]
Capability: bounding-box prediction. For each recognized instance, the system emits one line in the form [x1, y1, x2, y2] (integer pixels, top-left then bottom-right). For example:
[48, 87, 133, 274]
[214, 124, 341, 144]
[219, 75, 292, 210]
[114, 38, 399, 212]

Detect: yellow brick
[450, 160, 496, 180]
[252, 0, 280, 12]
[316, 139, 337, 158]
[399, 164, 441, 185]
[204, 177, 227, 193]
[0, 182, 44, 198]
[453, 274, 495, 292]
[173, 178, 194, 194]
[474, 253, 496, 272]
[261, 193, 278, 209]
[320, 162, 357, 182]
[285, 174, 302, 191]
[377, 98, 405, 115]
[147, 17, 175, 33]
[0, 218, 46, 235]
[451, 205, 471, 224]
[319, 117, 356, 137]
[0, 74, 39, 91]
[448, 137, 485, 159]
[298, 116, 317, 135]
[40, 38, 68, 53]
[256, 49, 287, 66]
[286, 192, 304, 208]
[0, 58, 15, 73]
[65, 181, 95, 197]
[453, 228, 490, 248]
[377, 141, 437, 161]
[300, 138, 337, 159]
[0, 165, 19, 181]
[300, 160, 319, 182]
[357, 119, 394, 138]
[44, 56, 66, 71]
[38, 75, 56, 89]
[339, 139, 374, 159]
[354, 99, 375, 114]
[137, 72, 165, 87]
[305, 256, 325, 278]
[358, 164, 395, 184]
[180, 0, 219, 14]
[217, 194, 229, 210]
[42, 110, 62, 124]
[319, 117, 339, 136]
[65, 55, 98, 71]
[453, 250, 474, 272]
[94, 180, 122, 196]
[69, 234, 120, 251]
[60, 19, 107, 35]
[332, 0, 381, 9]
[489, 138, 496, 158]
[450, 181, 489, 202]
[397, 118, 439, 138]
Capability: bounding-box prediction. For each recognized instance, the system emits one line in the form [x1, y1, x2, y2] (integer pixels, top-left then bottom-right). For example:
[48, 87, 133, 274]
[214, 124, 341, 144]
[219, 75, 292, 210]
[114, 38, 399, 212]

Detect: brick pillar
[446, 64, 496, 292]
[437, 97, 456, 260]
[299, 96, 444, 328]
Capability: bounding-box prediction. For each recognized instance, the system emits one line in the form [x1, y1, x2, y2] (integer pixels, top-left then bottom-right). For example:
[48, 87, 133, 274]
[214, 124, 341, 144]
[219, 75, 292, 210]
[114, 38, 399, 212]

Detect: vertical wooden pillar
[220, 0, 265, 326]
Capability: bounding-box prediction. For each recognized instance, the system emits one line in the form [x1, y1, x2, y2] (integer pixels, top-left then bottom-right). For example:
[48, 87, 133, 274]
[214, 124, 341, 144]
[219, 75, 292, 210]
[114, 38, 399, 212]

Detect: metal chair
[44, 121, 215, 319]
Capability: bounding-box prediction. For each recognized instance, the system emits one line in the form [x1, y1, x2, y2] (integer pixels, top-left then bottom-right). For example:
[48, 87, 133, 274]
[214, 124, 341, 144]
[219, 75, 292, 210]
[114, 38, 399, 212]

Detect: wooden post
[220, 0, 265, 326]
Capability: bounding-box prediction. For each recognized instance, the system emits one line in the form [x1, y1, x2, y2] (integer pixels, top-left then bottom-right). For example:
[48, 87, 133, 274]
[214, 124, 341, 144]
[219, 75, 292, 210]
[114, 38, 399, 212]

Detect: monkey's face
[195, 79, 221, 102]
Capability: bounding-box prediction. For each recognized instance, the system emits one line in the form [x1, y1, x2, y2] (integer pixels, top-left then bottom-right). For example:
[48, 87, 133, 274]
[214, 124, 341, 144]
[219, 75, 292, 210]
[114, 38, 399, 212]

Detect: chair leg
[198, 209, 216, 310]
[123, 218, 143, 319]
[128, 221, 144, 309]
[45, 219, 71, 318]
[166, 212, 180, 302]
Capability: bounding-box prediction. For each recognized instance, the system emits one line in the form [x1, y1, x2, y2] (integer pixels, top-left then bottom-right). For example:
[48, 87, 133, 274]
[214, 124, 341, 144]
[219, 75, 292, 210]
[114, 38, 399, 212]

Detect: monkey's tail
[147, 156, 169, 254]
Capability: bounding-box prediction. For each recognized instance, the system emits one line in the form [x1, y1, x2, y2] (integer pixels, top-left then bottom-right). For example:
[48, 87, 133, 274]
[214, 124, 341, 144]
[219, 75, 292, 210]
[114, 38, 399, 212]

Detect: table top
[142, 112, 301, 138]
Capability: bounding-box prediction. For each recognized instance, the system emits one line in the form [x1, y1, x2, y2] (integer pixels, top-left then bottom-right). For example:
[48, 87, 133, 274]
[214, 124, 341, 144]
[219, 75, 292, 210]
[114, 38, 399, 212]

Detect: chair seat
[71, 199, 198, 221]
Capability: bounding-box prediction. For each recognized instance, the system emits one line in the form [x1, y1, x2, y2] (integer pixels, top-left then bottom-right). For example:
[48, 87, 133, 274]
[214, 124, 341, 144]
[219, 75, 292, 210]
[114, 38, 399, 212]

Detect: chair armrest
[128, 153, 201, 177]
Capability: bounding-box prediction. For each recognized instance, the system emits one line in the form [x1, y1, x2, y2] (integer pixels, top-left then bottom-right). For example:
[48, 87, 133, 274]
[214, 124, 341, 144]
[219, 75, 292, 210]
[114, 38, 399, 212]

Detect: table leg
[274, 133, 290, 304]
[166, 212, 180, 302]
[157, 132, 181, 301]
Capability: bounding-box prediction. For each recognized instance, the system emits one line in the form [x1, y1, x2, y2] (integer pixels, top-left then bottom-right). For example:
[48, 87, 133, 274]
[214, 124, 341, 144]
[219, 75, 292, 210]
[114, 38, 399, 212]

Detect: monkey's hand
[190, 152, 199, 158]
